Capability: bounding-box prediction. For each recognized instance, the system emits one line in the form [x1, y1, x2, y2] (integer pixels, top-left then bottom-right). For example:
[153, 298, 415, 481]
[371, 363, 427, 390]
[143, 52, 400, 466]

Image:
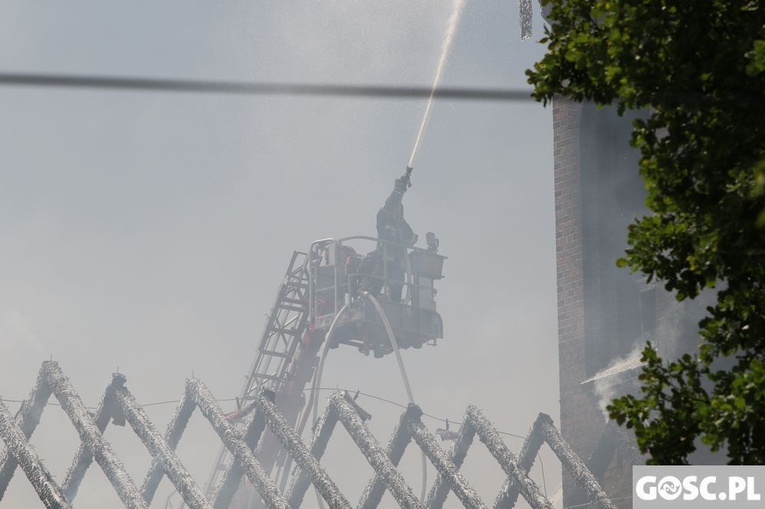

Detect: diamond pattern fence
[0, 362, 615, 509]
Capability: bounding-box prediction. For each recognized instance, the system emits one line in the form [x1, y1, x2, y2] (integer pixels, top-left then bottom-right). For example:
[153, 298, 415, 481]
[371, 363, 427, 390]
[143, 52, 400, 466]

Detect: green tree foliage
[528, 0, 765, 464]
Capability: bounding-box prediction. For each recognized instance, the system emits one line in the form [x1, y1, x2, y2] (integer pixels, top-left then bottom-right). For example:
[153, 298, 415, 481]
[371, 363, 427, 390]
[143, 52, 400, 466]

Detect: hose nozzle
[403, 166, 413, 188]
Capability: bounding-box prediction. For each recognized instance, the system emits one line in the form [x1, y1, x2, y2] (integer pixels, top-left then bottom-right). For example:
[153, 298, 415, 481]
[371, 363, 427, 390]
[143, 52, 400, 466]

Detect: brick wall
[553, 96, 617, 508]
[553, 95, 655, 509]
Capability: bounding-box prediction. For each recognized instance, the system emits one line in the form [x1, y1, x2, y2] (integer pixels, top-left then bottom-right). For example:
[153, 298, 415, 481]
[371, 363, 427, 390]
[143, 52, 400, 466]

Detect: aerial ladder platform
[203, 234, 446, 509]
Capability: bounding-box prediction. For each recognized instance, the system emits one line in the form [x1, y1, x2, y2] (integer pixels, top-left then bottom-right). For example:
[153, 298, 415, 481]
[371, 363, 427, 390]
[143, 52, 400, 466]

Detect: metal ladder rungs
[258, 349, 290, 359]
[279, 305, 306, 313]
[282, 298, 307, 306]
[269, 327, 299, 337]
[252, 373, 282, 382]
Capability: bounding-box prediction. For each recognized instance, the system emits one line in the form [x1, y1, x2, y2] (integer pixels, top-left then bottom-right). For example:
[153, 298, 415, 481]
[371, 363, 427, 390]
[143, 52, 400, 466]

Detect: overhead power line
[0, 72, 535, 102]
[0, 387, 529, 439]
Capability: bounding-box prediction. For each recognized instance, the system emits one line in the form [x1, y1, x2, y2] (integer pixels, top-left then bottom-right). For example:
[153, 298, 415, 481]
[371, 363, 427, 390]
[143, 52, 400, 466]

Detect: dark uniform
[372, 176, 418, 302]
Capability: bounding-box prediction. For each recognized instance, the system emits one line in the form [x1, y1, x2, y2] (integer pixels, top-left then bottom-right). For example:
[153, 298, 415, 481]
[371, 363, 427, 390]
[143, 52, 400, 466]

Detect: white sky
[0, 1, 558, 507]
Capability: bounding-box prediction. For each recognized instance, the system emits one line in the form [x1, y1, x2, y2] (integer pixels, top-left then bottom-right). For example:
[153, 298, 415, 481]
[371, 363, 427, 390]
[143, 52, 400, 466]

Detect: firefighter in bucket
[359, 169, 417, 303]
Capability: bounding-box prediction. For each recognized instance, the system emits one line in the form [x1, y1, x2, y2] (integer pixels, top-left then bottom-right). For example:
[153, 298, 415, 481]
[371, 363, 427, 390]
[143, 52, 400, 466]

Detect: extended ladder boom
[205, 251, 313, 501]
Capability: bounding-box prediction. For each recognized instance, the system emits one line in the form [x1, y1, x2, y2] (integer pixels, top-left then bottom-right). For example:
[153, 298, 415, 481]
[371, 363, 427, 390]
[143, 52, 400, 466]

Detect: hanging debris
[42, 362, 148, 509]
[425, 417, 476, 509]
[520, 0, 533, 40]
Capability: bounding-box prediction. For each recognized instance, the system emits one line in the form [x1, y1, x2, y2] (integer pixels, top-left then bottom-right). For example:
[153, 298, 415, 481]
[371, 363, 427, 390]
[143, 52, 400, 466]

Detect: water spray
[406, 0, 468, 173]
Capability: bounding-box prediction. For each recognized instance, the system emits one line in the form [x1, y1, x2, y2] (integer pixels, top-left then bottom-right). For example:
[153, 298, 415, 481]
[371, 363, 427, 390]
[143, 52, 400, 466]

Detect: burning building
[550, 88, 719, 507]
[550, 57, 731, 507]
[552, 96, 643, 509]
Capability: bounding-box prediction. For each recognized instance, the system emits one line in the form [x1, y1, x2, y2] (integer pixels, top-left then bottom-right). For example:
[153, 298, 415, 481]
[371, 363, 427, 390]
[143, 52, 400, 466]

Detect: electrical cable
[0, 389, 550, 495]
[302, 388, 530, 440]
[0, 391, 530, 438]
[538, 450, 548, 497]
[0, 72, 535, 101]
